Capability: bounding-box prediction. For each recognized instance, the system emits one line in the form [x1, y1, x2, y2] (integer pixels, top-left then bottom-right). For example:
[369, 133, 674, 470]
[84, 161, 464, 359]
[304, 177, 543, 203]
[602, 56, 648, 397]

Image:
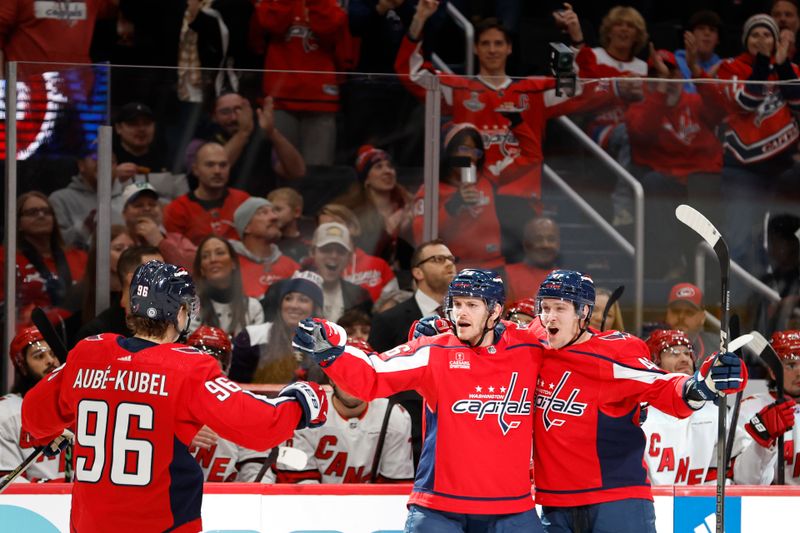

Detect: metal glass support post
[94, 125, 113, 313]
[421, 75, 441, 242]
[3, 62, 18, 394]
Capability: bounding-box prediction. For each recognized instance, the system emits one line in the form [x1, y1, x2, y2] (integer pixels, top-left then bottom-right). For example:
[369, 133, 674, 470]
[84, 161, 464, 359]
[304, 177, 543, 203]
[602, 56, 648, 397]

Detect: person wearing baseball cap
[0, 327, 64, 481]
[664, 282, 719, 361]
[674, 10, 722, 89]
[229, 197, 300, 298]
[113, 102, 169, 172]
[121, 182, 196, 271]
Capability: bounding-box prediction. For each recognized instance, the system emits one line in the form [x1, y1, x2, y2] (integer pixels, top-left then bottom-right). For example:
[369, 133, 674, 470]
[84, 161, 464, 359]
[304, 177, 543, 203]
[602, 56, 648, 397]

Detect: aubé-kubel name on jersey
[450, 372, 532, 435]
[72, 367, 169, 397]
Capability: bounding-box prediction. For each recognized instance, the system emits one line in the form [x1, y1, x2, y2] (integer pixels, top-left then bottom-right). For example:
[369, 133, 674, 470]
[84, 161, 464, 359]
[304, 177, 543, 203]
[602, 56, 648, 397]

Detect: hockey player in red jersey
[20, 261, 328, 532]
[292, 269, 546, 532]
[533, 270, 748, 533]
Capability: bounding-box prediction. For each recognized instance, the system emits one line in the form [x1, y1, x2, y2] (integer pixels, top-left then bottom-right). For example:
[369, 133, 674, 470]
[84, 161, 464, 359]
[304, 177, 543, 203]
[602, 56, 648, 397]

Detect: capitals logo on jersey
[450, 372, 531, 435]
[536, 371, 588, 431]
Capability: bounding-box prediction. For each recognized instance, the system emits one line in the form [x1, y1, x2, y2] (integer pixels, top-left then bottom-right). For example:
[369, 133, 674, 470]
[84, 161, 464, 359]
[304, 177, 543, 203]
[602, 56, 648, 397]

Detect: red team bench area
[1, 483, 799, 532]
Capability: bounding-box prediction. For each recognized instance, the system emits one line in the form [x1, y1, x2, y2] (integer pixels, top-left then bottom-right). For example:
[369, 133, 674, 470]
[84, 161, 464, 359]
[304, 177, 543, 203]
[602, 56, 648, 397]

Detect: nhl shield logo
[449, 351, 471, 370]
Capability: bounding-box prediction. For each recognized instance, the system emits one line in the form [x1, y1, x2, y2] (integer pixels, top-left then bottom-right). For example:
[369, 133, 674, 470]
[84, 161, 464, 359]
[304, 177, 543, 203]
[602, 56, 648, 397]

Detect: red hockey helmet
[646, 329, 693, 365]
[9, 326, 46, 373]
[346, 337, 374, 353]
[188, 326, 232, 370]
[506, 298, 537, 319]
[770, 330, 800, 361]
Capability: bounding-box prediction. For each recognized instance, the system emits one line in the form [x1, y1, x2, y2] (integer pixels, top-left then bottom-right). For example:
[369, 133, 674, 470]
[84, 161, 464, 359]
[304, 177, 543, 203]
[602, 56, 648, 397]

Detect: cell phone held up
[452, 156, 477, 185]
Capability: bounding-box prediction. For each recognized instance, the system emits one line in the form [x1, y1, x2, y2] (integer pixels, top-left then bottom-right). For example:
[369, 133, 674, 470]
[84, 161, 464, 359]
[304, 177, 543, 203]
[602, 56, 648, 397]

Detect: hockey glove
[42, 429, 73, 458]
[292, 318, 346, 367]
[279, 381, 328, 429]
[684, 351, 748, 403]
[745, 398, 796, 448]
[409, 315, 453, 341]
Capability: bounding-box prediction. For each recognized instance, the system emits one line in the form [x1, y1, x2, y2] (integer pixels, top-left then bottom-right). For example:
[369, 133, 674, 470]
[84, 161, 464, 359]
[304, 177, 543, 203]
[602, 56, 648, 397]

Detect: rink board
[1, 484, 799, 532]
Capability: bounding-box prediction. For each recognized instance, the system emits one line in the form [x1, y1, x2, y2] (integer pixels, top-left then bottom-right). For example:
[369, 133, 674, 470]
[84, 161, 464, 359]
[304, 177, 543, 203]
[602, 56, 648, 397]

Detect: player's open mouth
[457, 320, 471, 328]
[547, 327, 559, 336]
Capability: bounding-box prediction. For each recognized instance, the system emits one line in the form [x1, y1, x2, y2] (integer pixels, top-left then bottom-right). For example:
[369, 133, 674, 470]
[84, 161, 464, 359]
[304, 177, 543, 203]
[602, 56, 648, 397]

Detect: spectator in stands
[164, 141, 250, 244]
[191, 235, 264, 337]
[664, 282, 718, 362]
[78, 225, 134, 330]
[73, 245, 163, 344]
[702, 14, 800, 270]
[412, 124, 505, 271]
[187, 92, 306, 197]
[675, 10, 722, 88]
[374, 289, 414, 314]
[2, 192, 88, 330]
[504, 216, 560, 303]
[0, 328, 65, 482]
[49, 148, 125, 250]
[746, 214, 800, 337]
[253, 0, 351, 165]
[338, 309, 372, 341]
[590, 287, 626, 332]
[269, 340, 414, 484]
[344, 0, 418, 153]
[113, 102, 170, 173]
[368, 239, 456, 352]
[626, 46, 725, 280]
[230, 271, 324, 383]
[317, 203, 399, 303]
[772, 0, 800, 63]
[121, 182, 197, 271]
[336, 145, 414, 268]
[0, 0, 114, 78]
[230, 197, 300, 298]
[505, 297, 537, 326]
[268, 187, 311, 263]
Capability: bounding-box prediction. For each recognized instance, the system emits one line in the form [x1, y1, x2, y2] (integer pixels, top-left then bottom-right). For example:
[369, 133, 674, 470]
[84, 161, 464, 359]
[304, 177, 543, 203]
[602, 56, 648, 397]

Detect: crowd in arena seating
[3, 0, 800, 487]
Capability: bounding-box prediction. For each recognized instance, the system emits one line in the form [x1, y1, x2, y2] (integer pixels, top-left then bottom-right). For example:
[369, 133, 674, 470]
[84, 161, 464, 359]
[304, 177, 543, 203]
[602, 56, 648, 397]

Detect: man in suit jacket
[368, 239, 457, 351]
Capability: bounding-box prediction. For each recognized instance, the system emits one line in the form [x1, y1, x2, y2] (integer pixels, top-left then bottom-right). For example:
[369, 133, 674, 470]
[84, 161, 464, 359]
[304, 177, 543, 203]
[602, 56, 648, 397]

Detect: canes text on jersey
[72, 367, 168, 396]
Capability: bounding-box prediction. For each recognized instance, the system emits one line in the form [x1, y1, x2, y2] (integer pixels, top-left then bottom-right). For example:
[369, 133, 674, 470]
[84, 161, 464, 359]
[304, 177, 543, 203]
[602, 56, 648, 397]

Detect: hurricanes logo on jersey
[450, 372, 531, 435]
[536, 371, 588, 431]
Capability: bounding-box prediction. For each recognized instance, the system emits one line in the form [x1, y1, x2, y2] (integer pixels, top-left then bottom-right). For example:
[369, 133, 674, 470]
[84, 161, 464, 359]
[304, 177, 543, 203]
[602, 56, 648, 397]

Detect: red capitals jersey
[21, 334, 303, 533]
[323, 321, 543, 514]
[163, 188, 250, 246]
[396, 36, 612, 198]
[255, 0, 349, 112]
[711, 53, 800, 165]
[411, 177, 504, 270]
[238, 251, 299, 298]
[533, 331, 694, 506]
[626, 87, 724, 178]
[344, 247, 398, 302]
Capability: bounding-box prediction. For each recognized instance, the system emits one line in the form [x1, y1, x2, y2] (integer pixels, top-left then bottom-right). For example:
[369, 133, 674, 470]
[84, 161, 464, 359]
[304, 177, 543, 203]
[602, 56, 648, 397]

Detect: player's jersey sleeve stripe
[371, 346, 431, 373]
[612, 365, 682, 384]
[568, 349, 666, 374]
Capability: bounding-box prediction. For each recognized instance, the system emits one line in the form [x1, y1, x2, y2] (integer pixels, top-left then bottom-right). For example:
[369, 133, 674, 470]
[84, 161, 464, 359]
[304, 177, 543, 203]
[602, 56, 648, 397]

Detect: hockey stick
[254, 445, 308, 483]
[724, 315, 744, 471]
[0, 432, 73, 494]
[747, 331, 786, 484]
[31, 307, 69, 362]
[676, 204, 730, 533]
[600, 285, 624, 331]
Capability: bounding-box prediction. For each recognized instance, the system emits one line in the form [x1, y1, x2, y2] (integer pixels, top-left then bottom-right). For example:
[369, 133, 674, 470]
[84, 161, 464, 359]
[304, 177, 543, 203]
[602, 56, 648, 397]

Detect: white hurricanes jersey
[272, 393, 414, 483]
[736, 392, 800, 485]
[0, 393, 65, 482]
[642, 402, 756, 485]
[189, 437, 270, 482]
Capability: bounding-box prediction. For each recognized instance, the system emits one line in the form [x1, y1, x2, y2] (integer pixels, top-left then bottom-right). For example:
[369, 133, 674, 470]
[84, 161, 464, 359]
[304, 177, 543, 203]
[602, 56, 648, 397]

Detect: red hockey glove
[409, 315, 454, 341]
[292, 318, 346, 367]
[279, 381, 328, 429]
[745, 397, 796, 448]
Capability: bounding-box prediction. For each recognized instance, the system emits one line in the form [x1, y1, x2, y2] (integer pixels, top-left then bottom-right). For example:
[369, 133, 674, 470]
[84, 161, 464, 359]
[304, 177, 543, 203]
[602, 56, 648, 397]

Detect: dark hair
[126, 315, 171, 338]
[688, 9, 722, 30]
[193, 235, 250, 335]
[441, 126, 486, 179]
[117, 245, 162, 286]
[474, 17, 512, 44]
[338, 308, 371, 330]
[412, 238, 447, 268]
